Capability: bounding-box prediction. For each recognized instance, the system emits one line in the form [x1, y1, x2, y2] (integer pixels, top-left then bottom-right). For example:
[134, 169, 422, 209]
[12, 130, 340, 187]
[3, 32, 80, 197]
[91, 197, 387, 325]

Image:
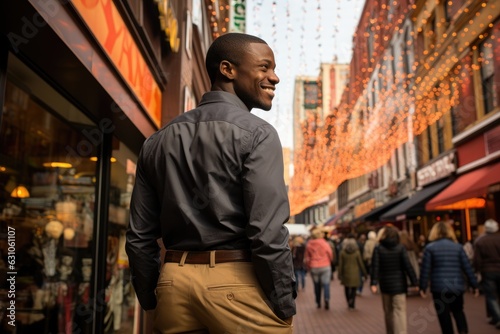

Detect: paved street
[293, 275, 496, 333]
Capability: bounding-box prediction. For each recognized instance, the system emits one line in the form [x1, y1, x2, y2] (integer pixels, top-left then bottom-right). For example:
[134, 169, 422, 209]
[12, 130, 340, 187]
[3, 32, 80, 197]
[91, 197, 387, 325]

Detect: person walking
[363, 230, 377, 277]
[473, 219, 500, 329]
[370, 226, 418, 334]
[399, 230, 420, 281]
[125, 33, 296, 333]
[419, 222, 479, 334]
[338, 235, 367, 310]
[292, 235, 307, 292]
[357, 233, 367, 295]
[305, 229, 334, 310]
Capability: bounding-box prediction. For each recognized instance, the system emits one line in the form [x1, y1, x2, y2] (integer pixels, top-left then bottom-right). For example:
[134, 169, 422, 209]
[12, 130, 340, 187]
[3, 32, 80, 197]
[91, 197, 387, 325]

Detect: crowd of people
[290, 219, 500, 334]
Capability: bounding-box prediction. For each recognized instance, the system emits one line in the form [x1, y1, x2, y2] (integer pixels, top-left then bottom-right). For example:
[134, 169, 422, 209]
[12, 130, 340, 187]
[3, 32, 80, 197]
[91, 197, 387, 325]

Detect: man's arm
[126, 145, 162, 310]
[242, 125, 296, 320]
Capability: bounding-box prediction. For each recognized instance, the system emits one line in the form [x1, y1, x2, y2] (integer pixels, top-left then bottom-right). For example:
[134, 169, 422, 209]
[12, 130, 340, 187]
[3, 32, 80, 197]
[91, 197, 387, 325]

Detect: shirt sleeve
[241, 124, 296, 320]
[125, 141, 162, 310]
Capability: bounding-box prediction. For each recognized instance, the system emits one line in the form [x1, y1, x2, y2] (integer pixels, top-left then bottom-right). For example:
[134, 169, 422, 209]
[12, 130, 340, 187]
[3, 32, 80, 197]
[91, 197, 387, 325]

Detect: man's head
[205, 33, 279, 111]
[484, 219, 499, 234]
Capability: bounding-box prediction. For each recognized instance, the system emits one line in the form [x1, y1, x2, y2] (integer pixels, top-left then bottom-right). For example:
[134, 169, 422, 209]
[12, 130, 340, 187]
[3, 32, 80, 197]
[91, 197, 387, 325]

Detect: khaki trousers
[153, 258, 293, 334]
[381, 293, 407, 334]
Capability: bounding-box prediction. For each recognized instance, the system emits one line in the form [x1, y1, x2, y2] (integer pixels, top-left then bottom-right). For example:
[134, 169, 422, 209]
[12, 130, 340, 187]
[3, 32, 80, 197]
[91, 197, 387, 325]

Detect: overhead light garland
[288, 1, 497, 215]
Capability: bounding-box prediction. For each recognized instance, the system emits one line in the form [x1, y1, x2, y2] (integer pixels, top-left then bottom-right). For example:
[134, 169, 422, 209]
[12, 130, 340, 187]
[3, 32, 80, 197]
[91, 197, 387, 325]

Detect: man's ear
[219, 60, 236, 80]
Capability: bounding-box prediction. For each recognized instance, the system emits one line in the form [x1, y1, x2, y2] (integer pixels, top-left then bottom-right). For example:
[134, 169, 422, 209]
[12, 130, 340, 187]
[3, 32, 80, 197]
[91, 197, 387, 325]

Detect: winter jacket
[474, 232, 500, 273]
[338, 240, 367, 287]
[305, 238, 333, 269]
[370, 237, 418, 295]
[419, 238, 478, 294]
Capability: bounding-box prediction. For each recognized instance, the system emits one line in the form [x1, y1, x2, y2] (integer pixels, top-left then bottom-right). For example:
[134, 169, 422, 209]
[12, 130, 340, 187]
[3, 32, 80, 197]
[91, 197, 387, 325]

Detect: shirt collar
[198, 91, 249, 111]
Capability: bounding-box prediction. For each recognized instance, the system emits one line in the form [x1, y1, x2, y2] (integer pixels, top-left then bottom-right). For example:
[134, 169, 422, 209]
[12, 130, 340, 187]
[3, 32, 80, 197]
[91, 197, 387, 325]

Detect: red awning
[426, 161, 500, 211]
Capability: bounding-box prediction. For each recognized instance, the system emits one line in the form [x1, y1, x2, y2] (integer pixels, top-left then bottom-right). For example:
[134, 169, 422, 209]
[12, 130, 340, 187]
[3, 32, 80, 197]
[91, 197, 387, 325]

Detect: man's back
[126, 32, 296, 333]
[474, 232, 500, 272]
[139, 91, 281, 250]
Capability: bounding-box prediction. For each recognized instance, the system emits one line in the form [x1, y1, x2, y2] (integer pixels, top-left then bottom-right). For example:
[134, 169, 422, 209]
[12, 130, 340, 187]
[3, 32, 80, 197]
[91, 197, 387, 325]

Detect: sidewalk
[293, 275, 495, 333]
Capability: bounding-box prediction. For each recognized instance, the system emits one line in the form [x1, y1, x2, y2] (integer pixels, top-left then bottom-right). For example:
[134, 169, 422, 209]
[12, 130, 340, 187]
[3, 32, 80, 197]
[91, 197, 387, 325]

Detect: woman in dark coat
[338, 236, 367, 310]
[419, 222, 479, 334]
[370, 226, 418, 334]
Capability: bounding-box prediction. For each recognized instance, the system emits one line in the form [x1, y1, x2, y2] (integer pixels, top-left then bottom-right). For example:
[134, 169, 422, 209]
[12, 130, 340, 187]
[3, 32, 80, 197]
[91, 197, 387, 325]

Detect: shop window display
[0, 71, 136, 333]
[103, 138, 138, 333]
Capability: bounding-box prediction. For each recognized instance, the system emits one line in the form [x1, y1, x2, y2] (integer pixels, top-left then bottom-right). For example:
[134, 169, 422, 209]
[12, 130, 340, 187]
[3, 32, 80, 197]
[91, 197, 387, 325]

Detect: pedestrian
[125, 32, 296, 333]
[419, 221, 479, 334]
[305, 228, 334, 310]
[357, 233, 367, 295]
[338, 235, 367, 310]
[416, 234, 427, 264]
[463, 239, 474, 266]
[292, 235, 307, 292]
[370, 225, 418, 334]
[399, 230, 420, 280]
[473, 219, 500, 329]
[363, 230, 377, 277]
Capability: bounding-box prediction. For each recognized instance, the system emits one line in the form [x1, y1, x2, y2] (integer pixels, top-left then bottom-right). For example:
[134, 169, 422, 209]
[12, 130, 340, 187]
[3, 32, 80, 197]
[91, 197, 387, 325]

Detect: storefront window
[0, 70, 98, 332]
[104, 137, 138, 333]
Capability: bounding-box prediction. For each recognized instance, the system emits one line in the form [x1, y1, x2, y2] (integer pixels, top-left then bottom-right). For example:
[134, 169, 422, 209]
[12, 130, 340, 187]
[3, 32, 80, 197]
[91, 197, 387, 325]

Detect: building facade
[331, 0, 500, 242]
[291, 0, 499, 243]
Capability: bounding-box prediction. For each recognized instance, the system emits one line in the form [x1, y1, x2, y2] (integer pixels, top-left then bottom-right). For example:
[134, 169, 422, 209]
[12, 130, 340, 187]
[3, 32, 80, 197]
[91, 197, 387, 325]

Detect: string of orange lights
[287, 11, 495, 215]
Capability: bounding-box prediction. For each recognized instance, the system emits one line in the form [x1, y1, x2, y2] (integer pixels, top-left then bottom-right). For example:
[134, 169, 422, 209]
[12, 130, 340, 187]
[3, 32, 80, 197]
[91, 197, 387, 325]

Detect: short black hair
[205, 33, 268, 85]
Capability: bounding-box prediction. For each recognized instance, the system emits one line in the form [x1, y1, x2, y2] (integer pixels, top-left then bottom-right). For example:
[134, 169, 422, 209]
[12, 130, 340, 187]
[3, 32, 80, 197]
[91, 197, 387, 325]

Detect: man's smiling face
[231, 42, 280, 111]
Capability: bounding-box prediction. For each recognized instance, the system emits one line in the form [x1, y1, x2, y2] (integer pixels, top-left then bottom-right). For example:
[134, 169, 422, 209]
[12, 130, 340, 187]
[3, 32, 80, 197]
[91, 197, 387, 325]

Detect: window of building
[403, 26, 413, 79]
[415, 30, 425, 64]
[106, 137, 138, 332]
[437, 117, 445, 153]
[479, 39, 497, 115]
[450, 54, 476, 136]
[427, 126, 433, 160]
[1, 70, 99, 333]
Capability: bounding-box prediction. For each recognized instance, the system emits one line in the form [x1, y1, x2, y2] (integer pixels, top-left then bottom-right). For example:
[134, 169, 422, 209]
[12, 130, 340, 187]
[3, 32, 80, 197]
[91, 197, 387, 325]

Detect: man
[125, 33, 296, 333]
[474, 219, 500, 329]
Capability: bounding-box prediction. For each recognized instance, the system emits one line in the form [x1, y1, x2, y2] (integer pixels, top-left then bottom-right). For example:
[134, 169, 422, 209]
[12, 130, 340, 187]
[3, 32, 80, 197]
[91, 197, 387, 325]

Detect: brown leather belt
[164, 249, 252, 264]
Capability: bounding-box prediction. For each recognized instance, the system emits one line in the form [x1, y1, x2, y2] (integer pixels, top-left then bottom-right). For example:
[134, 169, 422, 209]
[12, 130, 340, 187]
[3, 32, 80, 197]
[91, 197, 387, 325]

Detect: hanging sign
[230, 0, 246, 33]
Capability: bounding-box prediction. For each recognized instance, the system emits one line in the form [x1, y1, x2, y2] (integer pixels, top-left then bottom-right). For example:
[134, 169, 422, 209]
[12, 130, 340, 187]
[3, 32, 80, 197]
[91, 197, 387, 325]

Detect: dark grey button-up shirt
[126, 91, 296, 319]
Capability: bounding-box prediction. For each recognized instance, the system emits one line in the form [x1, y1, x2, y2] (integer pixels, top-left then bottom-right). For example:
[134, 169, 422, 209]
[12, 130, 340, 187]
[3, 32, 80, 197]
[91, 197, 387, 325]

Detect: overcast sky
[245, 0, 364, 148]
